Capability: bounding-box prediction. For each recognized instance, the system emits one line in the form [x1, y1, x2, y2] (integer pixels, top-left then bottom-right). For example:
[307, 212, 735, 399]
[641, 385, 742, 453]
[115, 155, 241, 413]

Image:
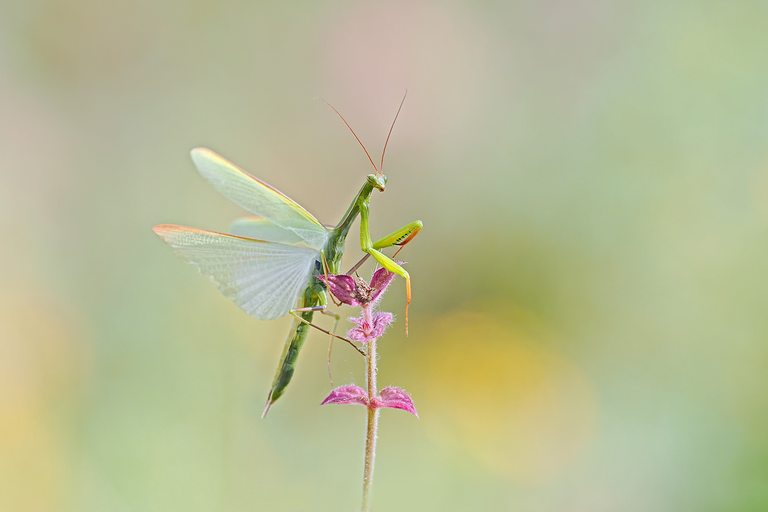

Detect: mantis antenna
[322, 99, 380, 175]
[380, 90, 407, 172]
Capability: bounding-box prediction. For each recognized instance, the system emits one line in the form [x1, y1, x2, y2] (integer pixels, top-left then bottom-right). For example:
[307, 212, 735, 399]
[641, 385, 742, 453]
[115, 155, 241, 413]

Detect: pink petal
[347, 312, 393, 343]
[317, 274, 360, 306]
[347, 325, 370, 343]
[369, 267, 396, 303]
[321, 385, 369, 407]
[369, 312, 394, 338]
[375, 386, 418, 416]
[347, 315, 369, 342]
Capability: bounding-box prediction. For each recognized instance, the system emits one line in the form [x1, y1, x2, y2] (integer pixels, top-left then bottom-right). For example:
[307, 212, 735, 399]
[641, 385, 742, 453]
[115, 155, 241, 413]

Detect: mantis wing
[153, 224, 319, 320]
[229, 216, 305, 246]
[190, 148, 329, 250]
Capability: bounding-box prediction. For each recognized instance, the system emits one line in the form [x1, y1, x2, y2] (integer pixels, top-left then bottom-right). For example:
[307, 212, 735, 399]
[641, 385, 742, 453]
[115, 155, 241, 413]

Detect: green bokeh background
[2, 1, 767, 511]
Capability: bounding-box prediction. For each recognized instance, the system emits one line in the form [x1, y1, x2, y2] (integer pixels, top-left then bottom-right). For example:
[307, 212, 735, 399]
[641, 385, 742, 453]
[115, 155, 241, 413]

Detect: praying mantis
[153, 96, 422, 414]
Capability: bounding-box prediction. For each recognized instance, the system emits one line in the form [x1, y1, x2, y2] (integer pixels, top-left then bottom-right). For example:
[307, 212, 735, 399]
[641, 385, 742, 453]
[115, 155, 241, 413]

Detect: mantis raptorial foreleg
[346, 220, 423, 275]
[372, 220, 423, 250]
[358, 202, 422, 333]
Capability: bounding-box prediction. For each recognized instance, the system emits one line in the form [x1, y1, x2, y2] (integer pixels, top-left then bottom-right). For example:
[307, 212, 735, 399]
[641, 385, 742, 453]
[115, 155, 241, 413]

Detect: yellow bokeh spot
[405, 307, 596, 485]
[0, 288, 82, 511]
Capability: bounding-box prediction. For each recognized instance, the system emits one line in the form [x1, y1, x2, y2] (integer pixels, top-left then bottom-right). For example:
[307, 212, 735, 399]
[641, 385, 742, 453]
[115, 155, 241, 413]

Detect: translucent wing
[190, 148, 329, 250]
[153, 224, 319, 320]
[229, 216, 305, 245]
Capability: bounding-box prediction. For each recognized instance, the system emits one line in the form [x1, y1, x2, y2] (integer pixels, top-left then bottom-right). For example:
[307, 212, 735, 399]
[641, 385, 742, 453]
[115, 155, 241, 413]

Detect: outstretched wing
[229, 216, 306, 246]
[190, 148, 329, 250]
[153, 224, 319, 320]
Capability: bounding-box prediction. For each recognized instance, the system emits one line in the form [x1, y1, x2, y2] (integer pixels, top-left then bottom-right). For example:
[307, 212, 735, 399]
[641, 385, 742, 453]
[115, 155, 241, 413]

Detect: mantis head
[367, 173, 387, 192]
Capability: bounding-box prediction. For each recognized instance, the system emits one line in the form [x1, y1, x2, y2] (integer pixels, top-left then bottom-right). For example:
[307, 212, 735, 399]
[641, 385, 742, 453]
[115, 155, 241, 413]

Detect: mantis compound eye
[367, 174, 387, 191]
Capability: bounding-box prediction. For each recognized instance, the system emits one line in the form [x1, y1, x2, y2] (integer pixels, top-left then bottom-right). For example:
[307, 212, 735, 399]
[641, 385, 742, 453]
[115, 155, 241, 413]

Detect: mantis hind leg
[289, 306, 362, 356]
[320, 309, 341, 385]
[290, 306, 347, 385]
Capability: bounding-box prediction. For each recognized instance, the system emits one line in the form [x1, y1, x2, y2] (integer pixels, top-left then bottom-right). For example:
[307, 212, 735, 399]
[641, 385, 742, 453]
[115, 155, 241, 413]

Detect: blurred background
[2, 1, 767, 510]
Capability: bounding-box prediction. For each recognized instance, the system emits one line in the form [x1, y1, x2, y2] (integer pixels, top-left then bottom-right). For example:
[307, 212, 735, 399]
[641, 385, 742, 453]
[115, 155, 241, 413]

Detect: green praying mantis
[153, 96, 422, 414]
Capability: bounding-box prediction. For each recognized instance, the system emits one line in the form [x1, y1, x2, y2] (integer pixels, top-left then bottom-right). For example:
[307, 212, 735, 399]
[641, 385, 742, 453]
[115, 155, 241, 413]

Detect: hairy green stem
[362, 305, 379, 512]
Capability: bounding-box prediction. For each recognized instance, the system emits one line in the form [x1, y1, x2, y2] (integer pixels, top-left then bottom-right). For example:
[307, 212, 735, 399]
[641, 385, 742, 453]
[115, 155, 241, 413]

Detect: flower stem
[362, 315, 379, 512]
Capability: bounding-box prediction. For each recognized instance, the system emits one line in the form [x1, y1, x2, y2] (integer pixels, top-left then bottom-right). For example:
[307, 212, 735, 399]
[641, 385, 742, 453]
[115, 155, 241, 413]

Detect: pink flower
[321, 385, 417, 416]
[348, 312, 393, 343]
[318, 267, 396, 307]
[316, 274, 360, 306]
